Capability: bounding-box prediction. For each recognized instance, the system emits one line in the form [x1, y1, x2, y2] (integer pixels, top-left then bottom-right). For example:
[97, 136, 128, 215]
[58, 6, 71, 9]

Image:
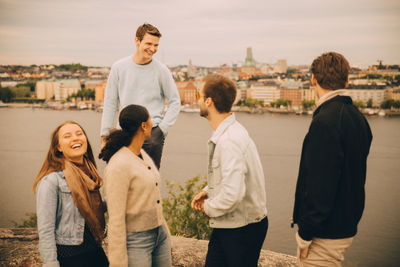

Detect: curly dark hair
[311, 52, 350, 90]
[99, 105, 149, 163]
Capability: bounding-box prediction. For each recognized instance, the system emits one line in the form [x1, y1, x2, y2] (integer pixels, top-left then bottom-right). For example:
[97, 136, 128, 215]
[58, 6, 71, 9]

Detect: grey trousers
[142, 126, 165, 169]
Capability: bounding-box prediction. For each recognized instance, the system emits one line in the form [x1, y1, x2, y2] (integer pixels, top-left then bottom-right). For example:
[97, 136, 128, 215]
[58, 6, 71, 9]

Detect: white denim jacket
[203, 114, 268, 228]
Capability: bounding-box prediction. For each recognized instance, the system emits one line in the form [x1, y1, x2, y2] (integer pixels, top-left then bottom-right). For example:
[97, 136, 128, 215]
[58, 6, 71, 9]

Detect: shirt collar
[209, 113, 236, 144]
[317, 89, 347, 107]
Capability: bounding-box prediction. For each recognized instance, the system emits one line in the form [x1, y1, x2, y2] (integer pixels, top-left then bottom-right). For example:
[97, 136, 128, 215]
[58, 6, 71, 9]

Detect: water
[1, 108, 399, 266]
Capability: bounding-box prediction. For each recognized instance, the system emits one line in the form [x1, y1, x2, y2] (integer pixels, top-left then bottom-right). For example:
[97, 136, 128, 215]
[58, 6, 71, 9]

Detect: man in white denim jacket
[191, 74, 268, 267]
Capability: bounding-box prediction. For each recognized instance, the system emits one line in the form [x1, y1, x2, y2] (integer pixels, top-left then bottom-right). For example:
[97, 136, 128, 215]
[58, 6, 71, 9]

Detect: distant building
[36, 79, 81, 101]
[187, 60, 197, 78]
[54, 80, 81, 101]
[36, 81, 56, 100]
[302, 87, 316, 102]
[274, 59, 288, 74]
[94, 81, 107, 102]
[244, 47, 256, 67]
[242, 47, 257, 75]
[176, 81, 198, 105]
[248, 84, 280, 106]
[346, 88, 387, 107]
[388, 87, 400, 101]
[280, 80, 303, 107]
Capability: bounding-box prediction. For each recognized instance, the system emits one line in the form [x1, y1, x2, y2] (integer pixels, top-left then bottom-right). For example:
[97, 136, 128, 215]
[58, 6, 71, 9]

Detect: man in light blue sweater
[101, 23, 181, 169]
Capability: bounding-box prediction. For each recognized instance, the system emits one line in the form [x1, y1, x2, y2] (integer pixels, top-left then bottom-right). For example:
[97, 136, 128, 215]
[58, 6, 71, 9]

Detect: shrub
[163, 175, 212, 240]
[13, 213, 37, 228]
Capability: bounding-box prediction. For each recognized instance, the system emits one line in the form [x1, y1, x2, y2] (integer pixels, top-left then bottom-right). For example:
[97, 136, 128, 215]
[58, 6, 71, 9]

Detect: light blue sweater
[100, 56, 181, 136]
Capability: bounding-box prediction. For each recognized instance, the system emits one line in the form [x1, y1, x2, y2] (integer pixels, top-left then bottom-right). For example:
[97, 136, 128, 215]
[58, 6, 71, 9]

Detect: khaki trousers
[297, 237, 354, 267]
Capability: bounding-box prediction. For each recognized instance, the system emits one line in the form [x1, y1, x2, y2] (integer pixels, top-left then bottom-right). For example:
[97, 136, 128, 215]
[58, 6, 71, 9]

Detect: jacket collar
[317, 89, 347, 107]
[209, 113, 236, 144]
[313, 95, 353, 118]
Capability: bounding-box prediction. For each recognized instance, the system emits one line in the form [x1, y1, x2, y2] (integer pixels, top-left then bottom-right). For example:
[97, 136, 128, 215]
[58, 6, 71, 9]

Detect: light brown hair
[311, 52, 350, 90]
[32, 121, 96, 193]
[203, 74, 237, 113]
[136, 23, 162, 41]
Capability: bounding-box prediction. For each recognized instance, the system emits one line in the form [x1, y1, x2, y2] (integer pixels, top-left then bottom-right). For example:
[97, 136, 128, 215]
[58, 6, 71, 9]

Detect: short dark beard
[200, 108, 208, 118]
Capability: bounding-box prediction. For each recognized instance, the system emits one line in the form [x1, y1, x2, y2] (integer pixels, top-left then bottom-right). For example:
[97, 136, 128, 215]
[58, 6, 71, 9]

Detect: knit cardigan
[104, 147, 164, 267]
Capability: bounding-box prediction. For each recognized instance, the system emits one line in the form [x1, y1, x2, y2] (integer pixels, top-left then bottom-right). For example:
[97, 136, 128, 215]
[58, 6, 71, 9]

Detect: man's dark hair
[203, 74, 237, 113]
[136, 23, 162, 41]
[311, 52, 350, 90]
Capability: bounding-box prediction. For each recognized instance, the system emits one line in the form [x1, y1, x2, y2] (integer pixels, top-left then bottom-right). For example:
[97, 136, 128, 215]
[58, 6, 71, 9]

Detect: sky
[0, 0, 399, 67]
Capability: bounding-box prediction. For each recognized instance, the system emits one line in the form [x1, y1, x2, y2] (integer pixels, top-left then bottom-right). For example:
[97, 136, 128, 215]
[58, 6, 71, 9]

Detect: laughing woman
[33, 121, 108, 267]
[99, 104, 171, 267]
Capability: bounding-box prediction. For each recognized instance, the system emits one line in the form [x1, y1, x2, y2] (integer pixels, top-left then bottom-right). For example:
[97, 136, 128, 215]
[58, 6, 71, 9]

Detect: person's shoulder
[112, 55, 132, 69]
[38, 171, 63, 187]
[152, 58, 170, 72]
[221, 121, 250, 148]
[106, 147, 135, 170]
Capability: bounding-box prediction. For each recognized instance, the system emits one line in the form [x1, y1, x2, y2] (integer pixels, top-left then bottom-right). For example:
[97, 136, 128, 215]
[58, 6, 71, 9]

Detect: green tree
[367, 98, 373, 108]
[0, 87, 15, 102]
[13, 213, 37, 228]
[17, 82, 36, 92]
[353, 100, 365, 109]
[163, 175, 212, 240]
[275, 99, 292, 107]
[380, 99, 395, 109]
[11, 86, 31, 98]
[302, 100, 315, 109]
[286, 68, 297, 76]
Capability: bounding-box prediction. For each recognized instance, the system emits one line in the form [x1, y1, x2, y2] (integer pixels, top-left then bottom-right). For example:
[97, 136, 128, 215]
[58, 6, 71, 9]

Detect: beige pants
[297, 237, 354, 267]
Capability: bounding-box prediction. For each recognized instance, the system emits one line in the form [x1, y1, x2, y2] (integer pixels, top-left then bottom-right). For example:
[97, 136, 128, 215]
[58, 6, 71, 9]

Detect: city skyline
[0, 0, 399, 67]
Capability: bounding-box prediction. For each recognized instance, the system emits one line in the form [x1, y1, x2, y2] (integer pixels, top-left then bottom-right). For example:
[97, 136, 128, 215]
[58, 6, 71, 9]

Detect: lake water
[0, 108, 399, 266]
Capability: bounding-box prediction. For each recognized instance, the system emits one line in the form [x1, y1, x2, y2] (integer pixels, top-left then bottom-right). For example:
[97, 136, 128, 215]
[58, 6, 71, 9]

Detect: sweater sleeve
[157, 67, 181, 135]
[298, 120, 343, 241]
[101, 65, 119, 137]
[105, 164, 130, 267]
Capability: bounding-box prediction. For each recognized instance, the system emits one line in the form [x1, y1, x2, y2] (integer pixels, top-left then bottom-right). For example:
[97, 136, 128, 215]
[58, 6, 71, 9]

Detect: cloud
[0, 0, 399, 65]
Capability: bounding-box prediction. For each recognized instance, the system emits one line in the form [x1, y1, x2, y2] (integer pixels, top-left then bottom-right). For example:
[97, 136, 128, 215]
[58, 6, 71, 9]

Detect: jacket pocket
[209, 158, 221, 187]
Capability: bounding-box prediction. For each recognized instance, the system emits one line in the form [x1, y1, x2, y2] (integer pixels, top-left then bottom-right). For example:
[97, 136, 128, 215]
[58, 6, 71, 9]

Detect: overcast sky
[0, 0, 399, 67]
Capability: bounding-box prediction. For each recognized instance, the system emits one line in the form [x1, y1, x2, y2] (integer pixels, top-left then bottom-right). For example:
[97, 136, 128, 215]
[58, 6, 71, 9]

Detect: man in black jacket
[292, 52, 372, 266]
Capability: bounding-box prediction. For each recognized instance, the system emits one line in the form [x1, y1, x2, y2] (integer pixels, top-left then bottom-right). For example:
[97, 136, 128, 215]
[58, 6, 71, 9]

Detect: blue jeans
[126, 225, 171, 267]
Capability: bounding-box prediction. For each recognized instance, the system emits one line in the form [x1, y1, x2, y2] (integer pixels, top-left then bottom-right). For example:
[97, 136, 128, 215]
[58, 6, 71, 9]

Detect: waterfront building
[345, 87, 387, 107]
[94, 81, 107, 102]
[248, 84, 280, 106]
[36, 79, 81, 101]
[388, 87, 400, 101]
[36, 81, 56, 100]
[280, 80, 303, 107]
[53, 80, 81, 101]
[176, 81, 198, 105]
[302, 87, 316, 102]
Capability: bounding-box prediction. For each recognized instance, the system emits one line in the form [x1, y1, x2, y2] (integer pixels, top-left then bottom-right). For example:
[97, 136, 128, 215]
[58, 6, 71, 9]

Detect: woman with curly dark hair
[99, 104, 171, 267]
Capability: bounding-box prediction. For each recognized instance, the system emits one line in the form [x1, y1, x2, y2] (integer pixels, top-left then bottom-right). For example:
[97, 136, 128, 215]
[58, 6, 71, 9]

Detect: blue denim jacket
[36, 171, 85, 267]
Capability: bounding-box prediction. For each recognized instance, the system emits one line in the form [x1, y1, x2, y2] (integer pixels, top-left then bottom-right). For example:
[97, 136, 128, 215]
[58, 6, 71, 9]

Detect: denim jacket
[36, 171, 85, 267]
[203, 114, 268, 228]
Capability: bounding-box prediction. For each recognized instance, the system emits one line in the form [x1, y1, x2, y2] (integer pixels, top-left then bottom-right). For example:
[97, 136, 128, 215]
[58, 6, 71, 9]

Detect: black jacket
[293, 95, 372, 241]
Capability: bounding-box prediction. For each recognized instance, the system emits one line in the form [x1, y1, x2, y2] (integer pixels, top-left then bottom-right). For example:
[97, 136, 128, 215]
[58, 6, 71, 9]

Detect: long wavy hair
[32, 121, 96, 193]
[99, 104, 149, 163]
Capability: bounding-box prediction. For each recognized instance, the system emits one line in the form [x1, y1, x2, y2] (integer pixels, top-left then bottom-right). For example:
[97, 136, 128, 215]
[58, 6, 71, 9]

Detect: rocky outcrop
[0, 228, 297, 267]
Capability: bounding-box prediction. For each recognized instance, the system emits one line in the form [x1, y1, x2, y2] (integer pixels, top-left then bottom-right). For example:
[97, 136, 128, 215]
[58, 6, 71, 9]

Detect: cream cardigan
[104, 146, 164, 267]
